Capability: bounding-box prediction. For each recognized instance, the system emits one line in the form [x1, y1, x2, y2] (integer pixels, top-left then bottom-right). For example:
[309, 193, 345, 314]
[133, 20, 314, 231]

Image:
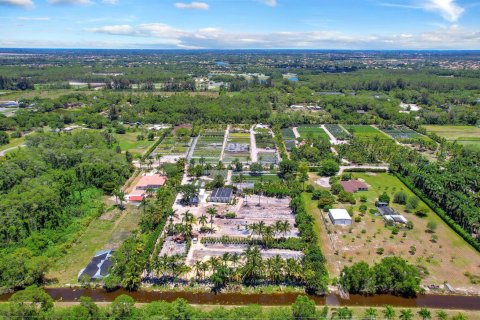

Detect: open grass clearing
[114, 132, 157, 155]
[47, 201, 141, 285]
[308, 172, 480, 292]
[424, 125, 480, 150]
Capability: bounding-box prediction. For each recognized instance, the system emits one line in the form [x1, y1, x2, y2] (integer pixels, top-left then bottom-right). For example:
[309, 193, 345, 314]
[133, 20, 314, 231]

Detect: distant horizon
[1, 0, 479, 50]
[2, 48, 480, 52]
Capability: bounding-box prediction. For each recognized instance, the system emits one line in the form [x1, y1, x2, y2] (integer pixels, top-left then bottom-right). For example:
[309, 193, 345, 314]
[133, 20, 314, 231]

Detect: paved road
[220, 125, 230, 161]
[187, 136, 198, 160]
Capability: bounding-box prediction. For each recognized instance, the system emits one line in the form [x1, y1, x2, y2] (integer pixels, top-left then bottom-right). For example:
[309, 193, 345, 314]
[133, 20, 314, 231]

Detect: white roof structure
[329, 209, 352, 221]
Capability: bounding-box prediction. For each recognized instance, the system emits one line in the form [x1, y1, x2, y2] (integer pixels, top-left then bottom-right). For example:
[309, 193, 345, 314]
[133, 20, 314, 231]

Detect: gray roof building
[210, 188, 233, 203]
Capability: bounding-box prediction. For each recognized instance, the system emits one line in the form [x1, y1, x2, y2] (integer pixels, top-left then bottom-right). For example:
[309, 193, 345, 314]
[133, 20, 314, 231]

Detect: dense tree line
[0, 131, 132, 292]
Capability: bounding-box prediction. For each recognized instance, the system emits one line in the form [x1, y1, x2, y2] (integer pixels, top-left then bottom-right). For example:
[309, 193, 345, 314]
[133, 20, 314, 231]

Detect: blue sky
[0, 0, 479, 49]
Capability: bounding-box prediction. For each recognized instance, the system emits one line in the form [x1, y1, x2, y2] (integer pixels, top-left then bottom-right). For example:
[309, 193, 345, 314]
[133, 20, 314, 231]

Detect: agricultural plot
[223, 131, 251, 163]
[297, 125, 329, 140]
[344, 125, 391, 140]
[281, 127, 297, 151]
[114, 132, 158, 155]
[255, 133, 276, 149]
[380, 126, 424, 140]
[424, 125, 480, 150]
[325, 124, 351, 140]
[192, 131, 225, 164]
[155, 134, 190, 157]
[309, 172, 480, 291]
[257, 152, 278, 165]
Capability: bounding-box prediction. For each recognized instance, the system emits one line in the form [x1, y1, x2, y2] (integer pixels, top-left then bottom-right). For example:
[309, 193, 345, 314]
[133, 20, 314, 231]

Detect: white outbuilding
[328, 209, 352, 226]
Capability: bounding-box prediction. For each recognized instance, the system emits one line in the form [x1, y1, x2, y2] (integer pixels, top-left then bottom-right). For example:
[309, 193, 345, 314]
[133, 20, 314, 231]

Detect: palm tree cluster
[195, 246, 304, 287]
[147, 246, 304, 288]
[248, 220, 292, 247]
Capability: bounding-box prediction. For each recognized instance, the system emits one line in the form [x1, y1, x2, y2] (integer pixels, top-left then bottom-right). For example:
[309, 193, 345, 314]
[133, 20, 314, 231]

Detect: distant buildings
[0, 101, 19, 108]
[283, 73, 298, 82]
[328, 209, 352, 226]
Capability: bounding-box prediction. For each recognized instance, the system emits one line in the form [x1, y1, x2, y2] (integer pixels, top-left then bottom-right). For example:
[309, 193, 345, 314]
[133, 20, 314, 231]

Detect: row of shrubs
[394, 173, 480, 252]
[200, 236, 304, 250]
[141, 128, 171, 161]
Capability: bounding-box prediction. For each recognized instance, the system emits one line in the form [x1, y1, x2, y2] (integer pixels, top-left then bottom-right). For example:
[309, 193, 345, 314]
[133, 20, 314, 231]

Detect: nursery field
[379, 126, 427, 140]
[297, 125, 329, 140]
[224, 131, 251, 163]
[154, 134, 190, 156]
[344, 125, 391, 140]
[192, 131, 225, 164]
[325, 124, 351, 140]
[255, 133, 276, 149]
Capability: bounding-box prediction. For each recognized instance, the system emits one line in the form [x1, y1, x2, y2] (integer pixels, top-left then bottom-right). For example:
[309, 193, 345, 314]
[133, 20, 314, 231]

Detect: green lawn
[297, 125, 329, 140]
[114, 132, 156, 155]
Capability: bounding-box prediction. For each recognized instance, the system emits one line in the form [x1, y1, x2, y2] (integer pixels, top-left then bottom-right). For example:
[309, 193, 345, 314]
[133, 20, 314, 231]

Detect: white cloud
[174, 2, 209, 10]
[0, 0, 34, 8]
[102, 0, 117, 4]
[87, 22, 480, 49]
[19, 16, 50, 20]
[48, 0, 93, 5]
[258, 0, 277, 7]
[421, 0, 464, 22]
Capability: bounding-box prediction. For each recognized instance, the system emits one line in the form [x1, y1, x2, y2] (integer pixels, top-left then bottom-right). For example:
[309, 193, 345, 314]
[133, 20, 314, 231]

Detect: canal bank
[1, 289, 480, 311]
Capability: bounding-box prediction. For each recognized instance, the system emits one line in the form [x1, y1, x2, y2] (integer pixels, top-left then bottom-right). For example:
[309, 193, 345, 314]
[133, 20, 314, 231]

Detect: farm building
[341, 180, 369, 193]
[78, 250, 114, 281]
[328, 209, 352, 226]
[384, 215, 408, 224]
[226, 143, 249, 153]
[210, 188, 233, 203]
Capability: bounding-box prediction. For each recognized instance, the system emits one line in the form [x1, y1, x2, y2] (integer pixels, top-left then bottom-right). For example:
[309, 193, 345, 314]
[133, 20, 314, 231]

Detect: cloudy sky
[0, 0, 479, 49]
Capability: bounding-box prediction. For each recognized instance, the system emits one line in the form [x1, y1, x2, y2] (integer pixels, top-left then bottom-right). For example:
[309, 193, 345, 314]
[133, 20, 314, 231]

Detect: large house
[341, 180, 369, 193]
[127, 174, 167, 202]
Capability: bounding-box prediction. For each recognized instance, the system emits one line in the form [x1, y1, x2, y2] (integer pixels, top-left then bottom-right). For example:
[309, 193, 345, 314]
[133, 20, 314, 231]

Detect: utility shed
[328, 209, 352, 226]
[210, 188, 233, 203]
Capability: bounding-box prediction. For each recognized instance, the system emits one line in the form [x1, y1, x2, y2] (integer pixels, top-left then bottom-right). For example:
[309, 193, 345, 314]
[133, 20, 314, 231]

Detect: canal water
[1, 289, 480, 310]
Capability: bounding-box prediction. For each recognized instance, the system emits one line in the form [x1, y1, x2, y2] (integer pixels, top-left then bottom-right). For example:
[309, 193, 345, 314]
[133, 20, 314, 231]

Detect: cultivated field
[155, 134, 190, 157]
[325, 124, 351, 140]
[192, 130, 225, 164]
[344, 125, 391, 140]
[308, 172, 480, 293]
[297, 125, 329, 140]
[223, 131, 251, 163]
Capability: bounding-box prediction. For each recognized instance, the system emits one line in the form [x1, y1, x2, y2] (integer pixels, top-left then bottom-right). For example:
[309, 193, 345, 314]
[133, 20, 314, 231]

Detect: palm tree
[207, 207, 218, 232]
[261, 225, 275, 248]
[117, 191, 125, 210]
[418, 308, 432, 320]
[198, 214, 208, 227]
[208, 256, 220, 271]
[436, 310, 448, 320]
[267, 255, 284, 284]
[383, 305, 396, 320]
[221, 252, 231, 267]
[399, 309, 414, 320]
[285, 258, 302, 283]
[242, 246, 264, 283]
[230, 253, 240, 268]
[199, 262, 209, 280]
[156, 153, 162, 168]
[363, 308, 378, 320]
[194, 261, 203, 280]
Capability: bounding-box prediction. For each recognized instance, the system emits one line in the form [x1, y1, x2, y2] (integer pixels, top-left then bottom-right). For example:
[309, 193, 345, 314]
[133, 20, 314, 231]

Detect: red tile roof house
[127, 174, 167, 202]
[340, 180, 369, 193]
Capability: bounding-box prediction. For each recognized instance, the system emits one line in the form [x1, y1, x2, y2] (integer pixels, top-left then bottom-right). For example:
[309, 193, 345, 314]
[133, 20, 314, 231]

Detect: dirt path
[0, 144, 25, 157]
[220, 125, 230, 161]
[292, 127, 300, 139]
[187, 136, 199, 160]
[250, 125, 258, 163]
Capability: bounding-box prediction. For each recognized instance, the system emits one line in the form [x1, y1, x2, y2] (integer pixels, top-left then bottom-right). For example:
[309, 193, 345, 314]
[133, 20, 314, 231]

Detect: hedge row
[141, 128, 171, 160]
[343, 168, 388, 173]
[394, 172, 480, 252]
[201, 236, 304, 250]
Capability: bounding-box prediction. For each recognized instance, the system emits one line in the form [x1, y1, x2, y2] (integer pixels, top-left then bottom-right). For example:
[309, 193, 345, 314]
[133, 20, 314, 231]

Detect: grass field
[297, 125, 329, 140]
[424, 125, 480, 150]
[307, 172, 480, 291]
[114, 132, 157, 155]
[344, 125, 392, 140]
[47, 201, 141, 285]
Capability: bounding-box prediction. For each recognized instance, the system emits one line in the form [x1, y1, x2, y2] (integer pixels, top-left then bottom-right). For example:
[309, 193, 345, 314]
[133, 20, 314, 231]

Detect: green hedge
[343, 168, 388, 173]
[141, 128, 171, 160]
[394, 172, 480, 252]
